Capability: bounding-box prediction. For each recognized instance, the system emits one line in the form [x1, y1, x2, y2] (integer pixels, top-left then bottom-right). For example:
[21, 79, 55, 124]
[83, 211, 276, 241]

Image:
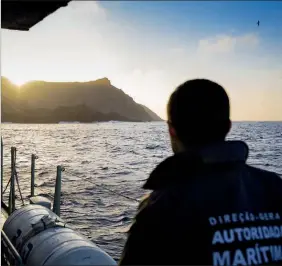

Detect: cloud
[198, 33, 259, 54]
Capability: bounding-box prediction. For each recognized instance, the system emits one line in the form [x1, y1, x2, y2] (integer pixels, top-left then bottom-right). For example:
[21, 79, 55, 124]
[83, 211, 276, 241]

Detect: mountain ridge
[1, 77, 163, 123]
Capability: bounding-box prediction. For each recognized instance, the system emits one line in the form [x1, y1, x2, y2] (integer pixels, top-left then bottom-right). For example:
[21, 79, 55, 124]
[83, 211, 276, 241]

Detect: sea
[1, 121, 282, 260]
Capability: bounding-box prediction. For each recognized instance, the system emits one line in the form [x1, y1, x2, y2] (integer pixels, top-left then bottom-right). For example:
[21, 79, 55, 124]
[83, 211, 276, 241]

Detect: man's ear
[167, 122, 177, 138]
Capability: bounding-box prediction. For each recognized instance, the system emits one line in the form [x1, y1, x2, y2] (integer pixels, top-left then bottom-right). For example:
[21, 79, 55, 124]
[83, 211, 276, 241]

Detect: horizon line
[1, 121, 282, 124]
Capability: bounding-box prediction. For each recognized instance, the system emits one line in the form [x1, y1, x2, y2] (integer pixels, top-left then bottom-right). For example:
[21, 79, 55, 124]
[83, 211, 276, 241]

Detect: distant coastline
[2, 77, 163, 123]
[2, 121, 281, 125]
[1, 121, 166, 124]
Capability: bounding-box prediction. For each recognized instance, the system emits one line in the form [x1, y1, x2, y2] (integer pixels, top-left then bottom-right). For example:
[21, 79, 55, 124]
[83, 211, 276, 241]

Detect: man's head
[167, 79, 231, 153]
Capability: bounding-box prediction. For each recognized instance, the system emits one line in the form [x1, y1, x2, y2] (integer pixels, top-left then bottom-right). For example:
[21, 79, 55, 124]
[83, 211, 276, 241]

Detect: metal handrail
[1, 138, 63, 217]
[1, 230, 23, 265]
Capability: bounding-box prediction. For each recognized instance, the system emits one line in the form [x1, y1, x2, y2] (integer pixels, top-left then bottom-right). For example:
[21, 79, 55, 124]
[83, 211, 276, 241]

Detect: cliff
[140, 104, 164, 122]
[1, 77, 163, 123]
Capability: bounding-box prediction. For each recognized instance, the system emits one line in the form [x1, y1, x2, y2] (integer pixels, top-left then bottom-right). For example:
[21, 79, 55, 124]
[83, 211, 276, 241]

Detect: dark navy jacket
[119, 141, 282, 265]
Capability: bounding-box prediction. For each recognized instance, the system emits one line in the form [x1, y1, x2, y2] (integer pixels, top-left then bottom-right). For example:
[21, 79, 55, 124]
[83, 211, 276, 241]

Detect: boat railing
[1, 136, 63, 216]
[1, 138, 140, 213]
[1, 230, 23, 266]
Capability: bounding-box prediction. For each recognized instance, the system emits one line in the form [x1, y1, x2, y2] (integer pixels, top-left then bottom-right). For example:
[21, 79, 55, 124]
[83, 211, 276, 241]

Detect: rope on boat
[14, 171, 25, 206]
[14, 148, 25, 205]
[2, 143, 141, 205]
[35, 157, 60, 169]
[95, 183, 139, 203]
[32, 154, 141, 203]
[24, 155, 140, 203]
[2, 147, 25, 206]
[63, 169, 140, 203]
[2, 178, 11, 194]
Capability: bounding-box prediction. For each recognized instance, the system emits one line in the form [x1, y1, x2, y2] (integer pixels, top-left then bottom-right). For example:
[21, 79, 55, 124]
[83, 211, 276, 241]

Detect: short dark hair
[167, 79, 230, 147]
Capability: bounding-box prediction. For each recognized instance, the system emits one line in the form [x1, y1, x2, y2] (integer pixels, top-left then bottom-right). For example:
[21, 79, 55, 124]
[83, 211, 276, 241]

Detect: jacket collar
[143, 140, 249, 190]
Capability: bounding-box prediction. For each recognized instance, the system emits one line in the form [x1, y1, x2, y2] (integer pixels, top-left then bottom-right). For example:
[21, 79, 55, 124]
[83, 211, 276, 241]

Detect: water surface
[2, 121, 282, 259]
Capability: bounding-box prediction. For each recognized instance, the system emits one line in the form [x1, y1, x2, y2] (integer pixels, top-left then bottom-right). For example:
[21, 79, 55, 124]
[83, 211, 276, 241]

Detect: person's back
[119, 79, 282, 265]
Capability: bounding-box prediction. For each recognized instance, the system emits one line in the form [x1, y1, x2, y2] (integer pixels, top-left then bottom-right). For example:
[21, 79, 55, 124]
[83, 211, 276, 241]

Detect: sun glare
[8, 77, 28, 87]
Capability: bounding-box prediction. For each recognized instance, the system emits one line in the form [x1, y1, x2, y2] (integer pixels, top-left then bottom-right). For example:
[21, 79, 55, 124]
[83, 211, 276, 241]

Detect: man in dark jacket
[119, 79, 282, 266]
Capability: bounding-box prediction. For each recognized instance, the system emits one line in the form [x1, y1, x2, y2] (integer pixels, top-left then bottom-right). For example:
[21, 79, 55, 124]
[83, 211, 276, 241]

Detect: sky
[2, 1, 282, 121]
